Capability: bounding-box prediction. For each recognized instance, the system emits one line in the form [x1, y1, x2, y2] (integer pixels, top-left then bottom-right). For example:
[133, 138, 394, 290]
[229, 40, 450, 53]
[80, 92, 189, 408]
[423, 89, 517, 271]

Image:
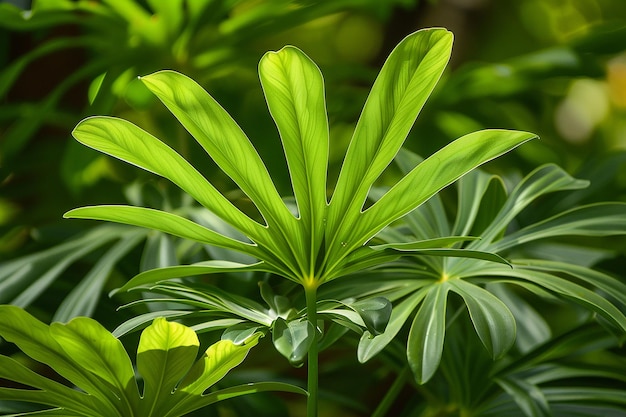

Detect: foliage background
[1, 0, 626, 416]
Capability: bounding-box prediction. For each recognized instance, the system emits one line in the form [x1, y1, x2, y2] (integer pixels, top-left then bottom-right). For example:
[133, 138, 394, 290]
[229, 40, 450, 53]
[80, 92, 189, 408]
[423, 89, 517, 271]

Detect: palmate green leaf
[487, 283, 552, 353]
[138, 282, 275, 327]
[65, 205, 258, 255]
[0, 308, 302, 416]
[407, 282, 450, 384]
[259, 46, 329, 275]
[393, 150, 450, 239]
[170, 333, 264, 415]
[378, 247, 511, 266]
[322, 129, 535, 279]
[139, 70, 305, 277]
[70, 116, 267, 246]
[448, 279, 516, 359]
[326, 28, 453, 252]
[112, 310, 195, 338]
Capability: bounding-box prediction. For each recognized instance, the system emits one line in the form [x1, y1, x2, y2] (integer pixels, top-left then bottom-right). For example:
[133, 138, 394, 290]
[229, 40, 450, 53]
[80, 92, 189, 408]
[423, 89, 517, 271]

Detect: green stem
[371, 367, 410, 417]
[305, 283, 319, 417]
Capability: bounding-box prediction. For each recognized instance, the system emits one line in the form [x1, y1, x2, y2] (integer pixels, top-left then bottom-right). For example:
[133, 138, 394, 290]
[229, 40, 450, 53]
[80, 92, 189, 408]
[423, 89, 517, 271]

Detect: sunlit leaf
[137, 318, 199, 415]
[71, 116, 266, 243]
[65, 205, 257, 255]
[326, 28, 454, 262]
[259, 45, 329, 274]
[139, 71, 304, 274]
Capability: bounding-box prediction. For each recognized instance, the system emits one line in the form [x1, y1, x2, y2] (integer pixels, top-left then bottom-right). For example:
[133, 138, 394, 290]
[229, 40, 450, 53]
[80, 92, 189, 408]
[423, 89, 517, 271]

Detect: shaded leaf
[449, 279, 516, 359]
[351, 297, 392, 336]
[272, 318, 315, 366]
[407, 282, 450, 384]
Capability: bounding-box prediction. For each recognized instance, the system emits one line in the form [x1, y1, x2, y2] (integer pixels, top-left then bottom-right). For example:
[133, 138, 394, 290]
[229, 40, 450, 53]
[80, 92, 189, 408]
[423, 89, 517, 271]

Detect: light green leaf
[71, 116, 266, 243]
[0, 226, 121, 308]
[0, 309, 293, 417]
[64, 205, 257, 255]
[50, 318, 139, 414]
[222, 323, 266, 345]
[407, 282, 450, 384]
[394, 149, 450, 239]
[114, 260, 272, 293]
[139, 70, 304, 275]
[449, 279, 516, 359]
[0, 356, 102, 416]
[326, 28, 453, 260]
[355, 130, 536, 255]
[0, 306, 120, 416]
[171, 334, 264, 415]
[259, 46, 329, 274]
[112, 311, 195, 338]
[137, 318, 199, 416]
[179, 332, 263, 395]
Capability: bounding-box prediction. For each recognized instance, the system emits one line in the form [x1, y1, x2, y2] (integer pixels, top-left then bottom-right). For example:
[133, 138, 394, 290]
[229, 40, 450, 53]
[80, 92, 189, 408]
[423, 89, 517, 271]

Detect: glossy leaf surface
[0, 306, 304, 416]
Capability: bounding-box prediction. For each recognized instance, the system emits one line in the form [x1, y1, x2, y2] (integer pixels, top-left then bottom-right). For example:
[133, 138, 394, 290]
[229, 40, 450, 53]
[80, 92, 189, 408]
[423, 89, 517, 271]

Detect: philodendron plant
[0, 305, 304, 416]
[63, 28, 536, 416]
